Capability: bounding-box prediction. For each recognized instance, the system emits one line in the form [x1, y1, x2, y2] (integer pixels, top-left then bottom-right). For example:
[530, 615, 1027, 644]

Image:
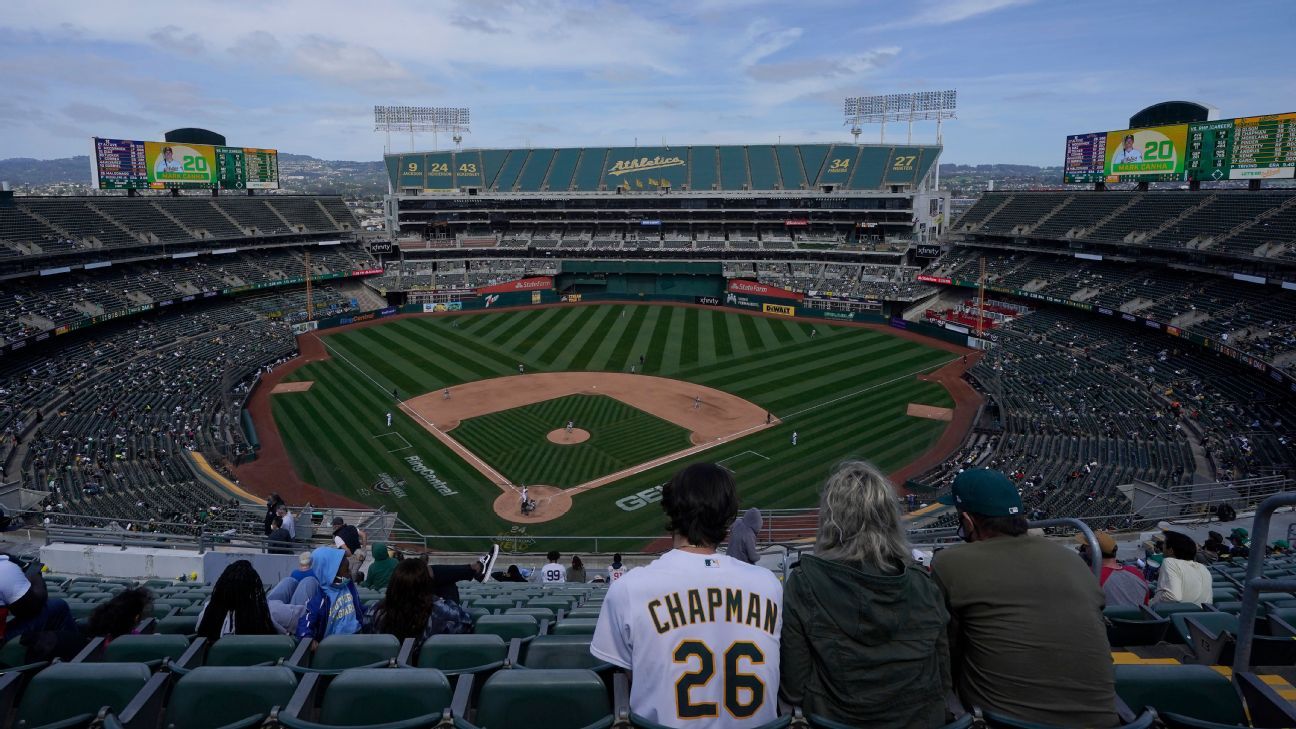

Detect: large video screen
[92, 137, 279, 190]
[1103, 124, 1187, 182]
[1186, 113, 1296, 182]
[1063, 132, 1107, 183]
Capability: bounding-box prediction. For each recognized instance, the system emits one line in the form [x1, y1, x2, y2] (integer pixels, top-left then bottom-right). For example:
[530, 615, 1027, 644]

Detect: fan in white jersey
[607, 553, 627, 582]
[539, 550, 567, 583]
[592, 463, 782, 729]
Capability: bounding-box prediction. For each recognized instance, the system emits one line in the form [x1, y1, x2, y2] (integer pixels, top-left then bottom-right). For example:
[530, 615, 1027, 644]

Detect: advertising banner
[917, 274, 952, 285]
[477, 276, 554, 295]
[726, 279, 803, 301]
[914, 244, 943, 258]
[762, 303, 796, 317]
[695, 296, 721, 306]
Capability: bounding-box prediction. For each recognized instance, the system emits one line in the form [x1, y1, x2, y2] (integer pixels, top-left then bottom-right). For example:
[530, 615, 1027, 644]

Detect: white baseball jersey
[608, 565, 627, 582]
[539, 562, 567, 584]
[591, 550, 783, 729]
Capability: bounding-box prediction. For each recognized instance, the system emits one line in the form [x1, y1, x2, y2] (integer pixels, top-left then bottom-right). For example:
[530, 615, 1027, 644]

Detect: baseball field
[257, 303, 962, 549]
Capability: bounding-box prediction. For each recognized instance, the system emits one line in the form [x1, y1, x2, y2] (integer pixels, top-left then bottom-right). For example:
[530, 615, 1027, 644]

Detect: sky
[1, 0, 1293, 165]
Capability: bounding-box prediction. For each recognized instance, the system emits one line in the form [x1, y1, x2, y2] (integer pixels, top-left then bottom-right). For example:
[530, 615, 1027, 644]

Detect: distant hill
[0, 153, 388, 197]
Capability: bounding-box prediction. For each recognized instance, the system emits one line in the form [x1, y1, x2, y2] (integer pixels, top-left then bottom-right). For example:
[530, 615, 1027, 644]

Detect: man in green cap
[931, 468, 1117, 727]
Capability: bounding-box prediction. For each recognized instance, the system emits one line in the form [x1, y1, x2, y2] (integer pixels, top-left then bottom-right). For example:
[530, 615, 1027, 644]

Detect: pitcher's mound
[547, 428, 590, 444]
[493, 485, 573, 524]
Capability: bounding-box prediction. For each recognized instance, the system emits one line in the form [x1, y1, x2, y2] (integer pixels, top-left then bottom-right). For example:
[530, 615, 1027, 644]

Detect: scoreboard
[92, 137, 279, 190]
[1186, 114, 1296, 181]
[1063, 132, 1107, 183]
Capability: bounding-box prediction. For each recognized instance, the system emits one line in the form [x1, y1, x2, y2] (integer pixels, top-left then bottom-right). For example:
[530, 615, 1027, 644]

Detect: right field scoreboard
[1064, 111, 1295, 183]
[1185, 113, 1296, 181]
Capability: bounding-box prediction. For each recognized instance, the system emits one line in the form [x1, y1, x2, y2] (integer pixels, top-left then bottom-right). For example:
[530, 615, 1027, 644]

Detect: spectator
[363, 543, 398, 590]
[1153, 530, 1213, 605]
[607, 554, 627, 582]
[592, 463, 783, 728]
[1076, 531, 1148, 606]
[267, 516, 293, 555]
[568, 555, 587, 583]
[88, 587, 153, 642]
[932, 469, 1116, 727]
[332, 516, 365, 578]
[539, 551, 566, 583]
[727, 507, 762, 564]
[0, 556, 79, 646]
[263, 493, 284, 536]
[1227, 528, 1251, 559]
[369, 559, 471, 652]
[295, 547, 364, 642]
[291, 552, 314, 582]
[497, 565, 528, 583]
[780, 461, 950, 728]
[428, 544, 499, 604]
[196, 560, 280, 641]
[277, 504, 296, 540]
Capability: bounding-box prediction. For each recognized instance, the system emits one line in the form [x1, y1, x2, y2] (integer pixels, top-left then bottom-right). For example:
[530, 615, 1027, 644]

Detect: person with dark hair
[607, 553, 627, 582]
[267, 516, 293, 555]
[568, 555, 587, 583]
[780, 461, 950, 728]
[1153, 530, 1212, 605]
[263, 494, 284, 536]
[369, 559, 471, 652]
[592, 462, 783, 728]
[363, 543, 398, 590]
[497, 565, 528, 583]
[196, 560, 279, 641]
[88, 587, 152, 642]
[931, 468, 1116, 728]
[539, 551, 566, 583]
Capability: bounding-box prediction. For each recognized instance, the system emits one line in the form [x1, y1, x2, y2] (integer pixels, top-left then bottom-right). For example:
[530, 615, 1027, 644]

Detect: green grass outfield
[453, 394, 693, 488]
[270, 304, 956, 549]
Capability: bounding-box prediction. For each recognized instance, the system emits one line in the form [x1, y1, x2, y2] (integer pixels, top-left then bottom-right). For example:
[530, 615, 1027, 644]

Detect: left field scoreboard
[92, 137, 279, 190]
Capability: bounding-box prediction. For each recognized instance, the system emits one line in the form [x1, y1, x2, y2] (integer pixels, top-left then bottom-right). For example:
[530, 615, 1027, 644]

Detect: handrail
[1233, 492, 1296, 671]
[1030, 518, 1101, 580]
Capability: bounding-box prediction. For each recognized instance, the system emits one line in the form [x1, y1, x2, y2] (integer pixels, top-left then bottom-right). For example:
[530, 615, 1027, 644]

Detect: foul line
[373, 432, 413, 453]
[311, 333, 513, 488]
[777, 357, 958, 421]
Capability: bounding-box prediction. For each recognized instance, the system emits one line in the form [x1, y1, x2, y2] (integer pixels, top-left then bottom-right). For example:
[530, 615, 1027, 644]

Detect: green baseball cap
[938, 469, 1023, 517]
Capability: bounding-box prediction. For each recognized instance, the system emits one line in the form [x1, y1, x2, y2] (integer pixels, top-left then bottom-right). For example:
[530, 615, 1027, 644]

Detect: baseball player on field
[385, 412, 392, 427]
[592, 463, 782, 728]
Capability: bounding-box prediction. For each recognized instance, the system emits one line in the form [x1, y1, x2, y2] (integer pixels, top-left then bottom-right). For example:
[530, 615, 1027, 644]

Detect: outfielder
[592, 463, 782, 728]
[385, 412, 392, 427]
[792, 431, 798, 446]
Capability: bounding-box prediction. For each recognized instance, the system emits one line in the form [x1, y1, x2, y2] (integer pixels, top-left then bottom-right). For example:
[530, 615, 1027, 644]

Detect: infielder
[443, 388, 451, 400]
[693, 395, 702, 410]
[592, 463, 782, 728]
[518, 363, 525, 374]
[385, 412, 392, 427]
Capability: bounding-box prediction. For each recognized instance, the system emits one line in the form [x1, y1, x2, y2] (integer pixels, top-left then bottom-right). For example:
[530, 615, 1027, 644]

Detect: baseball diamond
[243, 303, 969, 549]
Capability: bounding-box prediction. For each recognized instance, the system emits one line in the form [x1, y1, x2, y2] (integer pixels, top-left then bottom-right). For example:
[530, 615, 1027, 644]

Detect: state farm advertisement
[725, 279, 803, 301]
[917, 274, 952, 285]
[476, 276, 554, 295]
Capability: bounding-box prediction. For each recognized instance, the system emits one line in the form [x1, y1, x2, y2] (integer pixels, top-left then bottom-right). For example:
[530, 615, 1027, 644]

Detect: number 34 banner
[1104, 124, 1187, 181]
[144, 141, 217, 187]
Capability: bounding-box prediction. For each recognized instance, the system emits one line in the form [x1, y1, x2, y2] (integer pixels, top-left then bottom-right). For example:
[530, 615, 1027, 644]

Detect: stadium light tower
[373, 105, 471, 153]
[844, 90, 957, 187]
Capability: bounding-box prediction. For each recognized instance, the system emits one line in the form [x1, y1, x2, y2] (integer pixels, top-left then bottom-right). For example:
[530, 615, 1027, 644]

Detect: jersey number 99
[673, 640, 765, 719]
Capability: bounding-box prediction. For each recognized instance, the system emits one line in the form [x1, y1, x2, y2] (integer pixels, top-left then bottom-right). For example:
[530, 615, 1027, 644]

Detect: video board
[1065, 112, 1296, 184]
[92, 137, 279, 190]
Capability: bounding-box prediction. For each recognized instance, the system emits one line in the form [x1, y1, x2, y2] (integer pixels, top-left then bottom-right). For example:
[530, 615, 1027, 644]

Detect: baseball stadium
[2, 15, 1296, 729]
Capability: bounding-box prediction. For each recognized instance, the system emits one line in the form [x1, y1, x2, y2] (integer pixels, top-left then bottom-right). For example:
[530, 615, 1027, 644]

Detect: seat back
[475, 669, 610, 729]
[1106, 616, 1170, 647]
[418, 634, 507, 671]
[164, 666, 298, 729]
[552, 618, 598, 636]
[1114, 664, 1246, 726]
[522, 635, 606, 670]
[320, 668, 452, 725]
[474, 614, 539, 642]
[312, 634, 400, 671]
[16, 662, 152, 727]
[206, 635, 298, 667]
[1172, 612, 1237, 646]
[156, 615, 198, 635]
[103, 634, 191, 663]
[506, 607, 557, 621]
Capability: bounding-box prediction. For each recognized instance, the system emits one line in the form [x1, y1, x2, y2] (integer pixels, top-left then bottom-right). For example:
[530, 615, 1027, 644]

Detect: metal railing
[1233, 492, 1296, 671]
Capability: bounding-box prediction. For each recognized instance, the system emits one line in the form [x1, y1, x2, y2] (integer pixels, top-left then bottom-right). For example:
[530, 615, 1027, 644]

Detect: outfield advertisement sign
[423, 302, 464, 313]
[477, 276, 554, 294]
[724, 292, 762, 310]
[695, 296, 721, 306]
[726, 279, 803, 301]
[762, 303, 796, 317]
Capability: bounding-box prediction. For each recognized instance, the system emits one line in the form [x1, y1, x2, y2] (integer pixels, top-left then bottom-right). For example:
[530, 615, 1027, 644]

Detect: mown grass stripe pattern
[272, 305, 956, 547]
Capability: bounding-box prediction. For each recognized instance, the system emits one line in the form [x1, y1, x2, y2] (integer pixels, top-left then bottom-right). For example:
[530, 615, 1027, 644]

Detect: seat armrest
[396, 637, 415, 666]
[506, 637, 522, 668]
[282, 672, 322, 720]
[1236, 671, 1296, 728]
[1267, 614, 1296, 638]
[72, 637, 105, 663]
[134, 618, 157, 634]
[0, 670, 26, 721]
[613, 671, 630, 725]
[450, 672, 476, 721]
[119, 671, 170, 729]
[175, 636, 206, 669]
[286, 637, 312, 667]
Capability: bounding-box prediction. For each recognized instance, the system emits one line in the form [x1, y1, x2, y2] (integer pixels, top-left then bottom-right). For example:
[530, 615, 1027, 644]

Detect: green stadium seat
[506, 607, 557, 621]
[311, 634, 400, 671]
[1115, 664, 1245, 726]
[528, 598, 576, 612]
[566, 607, 602, 619]
[155, 615, 197, 635]
[472, 597, 519, 612]
[178, 603, 205, 617]
[14, 662, 153, 729]
[1171, 612, 1235, 648]
[980, 709, 1155, 729]
[1213, 588, 1239, 602]
[1151, 602, 1206, 618]
[552, 618, 598, 636]
[162, 666, 298, 729]
[68, 602, 96, 622]
[808, 714, 971, 729]
[474, 614, 539, 642]
[206, 635, 300, 667]
[521, 635, 609, 671]
[150, 601, 187, 619]
[468, 669, 610, 729]
[102, 634, 191, 664]
[77, 591, 112, 603]
[1106, 614, 1170, 647]
[0, 638, 28, 668]
[283, 667, 453, 728]
[417, 634, 508, 674]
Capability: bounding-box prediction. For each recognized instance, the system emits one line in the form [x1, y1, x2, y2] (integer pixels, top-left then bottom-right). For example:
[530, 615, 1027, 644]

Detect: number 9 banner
[144, 141, 218, 188]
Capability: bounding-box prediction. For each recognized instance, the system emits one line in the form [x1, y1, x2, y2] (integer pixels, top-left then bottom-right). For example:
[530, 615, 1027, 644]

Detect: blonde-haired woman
[779, 460, 952, 728]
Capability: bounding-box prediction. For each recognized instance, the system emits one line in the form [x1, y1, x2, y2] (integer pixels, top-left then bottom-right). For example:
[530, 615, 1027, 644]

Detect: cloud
[738, 25, 803, 68]
[228, 31, 281, 58]
[450, 15, 509, 34]
[744, 46, 901, 106]
[290, 35, 435, 93]
[61, 102, 153, 128]
[148, 24, 206, 55]
[880, 0, 1032, 30]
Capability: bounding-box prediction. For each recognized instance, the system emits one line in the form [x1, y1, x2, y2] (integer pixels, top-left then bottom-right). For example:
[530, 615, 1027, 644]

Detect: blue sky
[1, 0, 1293, 165]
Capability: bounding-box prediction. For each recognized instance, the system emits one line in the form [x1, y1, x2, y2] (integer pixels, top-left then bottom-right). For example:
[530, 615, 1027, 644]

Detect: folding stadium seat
[806, 714, 974, 729]
[505, 606, 557, 621]
[416, 634, 508, 675]
[460, 669, 611, 729]
[566, 607, 603, 619]
[156, 666, 299, 729]
[278, 667, 454, 728]
[529, 597, 578, 612]
[1105, 608, 1171, 647]
[1115, 664, 1249, 727]
[1213, 588, 1240, 602]
[76, 591, 113, 604]
[520, 635, 610, 671]
[309, 634, 401, 671]
[472, 597, 520, 612]
[205, 635, 302, 667]
[178, 603, 205, 616]
[474, 614, 540, 642]
[551, 618, 598, 636]
[154, 615, 197, 635]
[9, 662, 161, 729]
[1177, 612, 1296, 666]
[978, 709, 1154, 729]
[95, 634, 196, 666]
